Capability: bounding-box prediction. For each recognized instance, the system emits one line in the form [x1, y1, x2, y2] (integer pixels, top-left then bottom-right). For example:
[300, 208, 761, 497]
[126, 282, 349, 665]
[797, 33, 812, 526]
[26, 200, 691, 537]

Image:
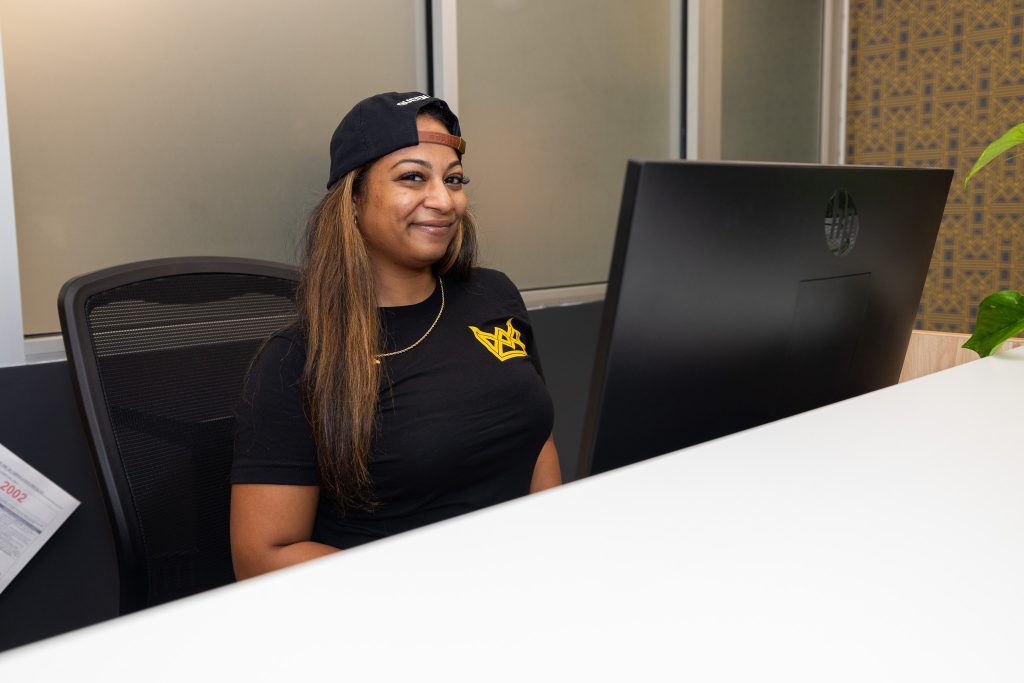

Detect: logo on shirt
[468, 318, 528, 362]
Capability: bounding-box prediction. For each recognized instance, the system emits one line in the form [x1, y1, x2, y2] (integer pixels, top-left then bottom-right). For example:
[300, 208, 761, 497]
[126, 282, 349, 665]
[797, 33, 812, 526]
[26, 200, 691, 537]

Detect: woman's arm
[230, 483, 339, 580]
[529, 434, 562, 493]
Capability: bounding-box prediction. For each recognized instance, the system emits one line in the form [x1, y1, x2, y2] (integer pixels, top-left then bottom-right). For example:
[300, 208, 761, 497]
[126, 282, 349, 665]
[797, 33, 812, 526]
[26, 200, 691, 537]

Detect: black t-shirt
[232, 268, 554, 549]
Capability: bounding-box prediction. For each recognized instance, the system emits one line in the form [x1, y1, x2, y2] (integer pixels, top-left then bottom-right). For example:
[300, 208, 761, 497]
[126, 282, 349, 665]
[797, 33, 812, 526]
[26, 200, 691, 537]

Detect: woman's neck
[374, 268, 437, 307]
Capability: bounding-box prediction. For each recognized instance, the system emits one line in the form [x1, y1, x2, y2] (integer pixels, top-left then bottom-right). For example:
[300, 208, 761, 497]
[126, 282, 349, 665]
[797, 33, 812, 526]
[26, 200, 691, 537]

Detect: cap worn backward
[327, 91, 463, 190]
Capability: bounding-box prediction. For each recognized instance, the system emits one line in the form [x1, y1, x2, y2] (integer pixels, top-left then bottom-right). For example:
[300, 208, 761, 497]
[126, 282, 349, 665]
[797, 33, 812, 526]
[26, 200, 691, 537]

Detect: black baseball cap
[327, 91, 465, 190]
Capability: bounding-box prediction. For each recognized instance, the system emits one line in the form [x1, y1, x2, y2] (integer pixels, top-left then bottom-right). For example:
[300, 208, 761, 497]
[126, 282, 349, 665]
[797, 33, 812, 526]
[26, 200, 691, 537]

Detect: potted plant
[960, 123, 1024, 357]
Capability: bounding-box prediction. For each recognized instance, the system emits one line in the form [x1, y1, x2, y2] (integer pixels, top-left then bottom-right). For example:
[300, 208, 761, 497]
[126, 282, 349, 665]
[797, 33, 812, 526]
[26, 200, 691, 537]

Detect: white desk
[3, 348, 1023, 681]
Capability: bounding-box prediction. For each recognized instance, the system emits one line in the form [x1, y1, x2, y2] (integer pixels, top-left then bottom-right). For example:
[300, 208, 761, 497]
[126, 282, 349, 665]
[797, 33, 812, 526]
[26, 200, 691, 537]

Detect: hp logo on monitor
[824, 189, 859, 257]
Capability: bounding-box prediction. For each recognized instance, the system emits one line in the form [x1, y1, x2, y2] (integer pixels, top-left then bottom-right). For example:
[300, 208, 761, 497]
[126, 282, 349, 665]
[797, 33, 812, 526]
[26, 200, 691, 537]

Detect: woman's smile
[409, 220, 453, 236]
[355, 115, 469, 276]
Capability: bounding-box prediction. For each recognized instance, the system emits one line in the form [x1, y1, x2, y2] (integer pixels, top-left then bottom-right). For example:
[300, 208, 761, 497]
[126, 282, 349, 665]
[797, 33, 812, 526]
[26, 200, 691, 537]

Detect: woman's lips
[409, 221, 452, 236]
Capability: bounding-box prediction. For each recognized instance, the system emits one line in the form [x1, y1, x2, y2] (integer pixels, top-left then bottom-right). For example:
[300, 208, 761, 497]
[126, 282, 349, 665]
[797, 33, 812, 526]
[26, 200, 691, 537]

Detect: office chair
[58, 257, 299, 613]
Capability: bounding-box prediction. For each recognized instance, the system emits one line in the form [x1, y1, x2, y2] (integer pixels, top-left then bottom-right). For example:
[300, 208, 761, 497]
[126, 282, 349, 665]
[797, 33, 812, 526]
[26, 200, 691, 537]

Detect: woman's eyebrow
[390, 158, 431, 171]
[389, 158, 465, 172]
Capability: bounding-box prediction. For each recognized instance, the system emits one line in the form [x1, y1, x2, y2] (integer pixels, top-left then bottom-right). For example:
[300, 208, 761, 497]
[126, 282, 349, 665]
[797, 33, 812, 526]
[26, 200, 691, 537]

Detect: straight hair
[296, 163, 478, 510]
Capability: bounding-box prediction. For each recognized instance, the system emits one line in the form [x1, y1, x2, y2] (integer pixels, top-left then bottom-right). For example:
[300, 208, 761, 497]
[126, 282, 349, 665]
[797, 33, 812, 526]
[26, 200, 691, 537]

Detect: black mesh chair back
[58, 257, 299, 613]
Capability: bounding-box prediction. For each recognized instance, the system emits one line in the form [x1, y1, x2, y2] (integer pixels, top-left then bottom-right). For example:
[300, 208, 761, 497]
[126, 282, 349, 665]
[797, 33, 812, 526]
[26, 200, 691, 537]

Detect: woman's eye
[445, 175, 470, 187]
[398, 172, 425, 182]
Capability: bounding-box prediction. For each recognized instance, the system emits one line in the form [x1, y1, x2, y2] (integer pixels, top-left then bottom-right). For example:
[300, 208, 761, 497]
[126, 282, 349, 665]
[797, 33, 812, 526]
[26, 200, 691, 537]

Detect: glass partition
[457, 0, 674, 290]
[720, 0, 824, 162]
[1, 0, 421, 334]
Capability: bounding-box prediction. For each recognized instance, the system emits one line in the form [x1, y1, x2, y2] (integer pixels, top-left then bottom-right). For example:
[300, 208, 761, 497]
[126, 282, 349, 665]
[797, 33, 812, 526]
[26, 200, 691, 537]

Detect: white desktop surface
[3, 348, 1023, 681]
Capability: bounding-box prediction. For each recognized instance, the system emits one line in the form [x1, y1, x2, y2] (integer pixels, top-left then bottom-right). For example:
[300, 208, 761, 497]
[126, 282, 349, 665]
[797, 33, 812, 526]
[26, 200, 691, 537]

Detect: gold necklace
[374, 277, 444, 363]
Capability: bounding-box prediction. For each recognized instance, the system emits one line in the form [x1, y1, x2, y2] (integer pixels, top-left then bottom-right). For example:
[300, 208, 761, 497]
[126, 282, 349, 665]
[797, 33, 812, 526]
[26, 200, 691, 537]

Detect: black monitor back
[578, 161, 953, 477]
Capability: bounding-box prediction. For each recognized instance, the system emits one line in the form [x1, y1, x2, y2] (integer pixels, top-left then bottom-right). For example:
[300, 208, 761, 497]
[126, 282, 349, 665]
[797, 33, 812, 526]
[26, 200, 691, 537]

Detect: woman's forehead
[376, 137, 461, 170]
[416, 115, 451, 134]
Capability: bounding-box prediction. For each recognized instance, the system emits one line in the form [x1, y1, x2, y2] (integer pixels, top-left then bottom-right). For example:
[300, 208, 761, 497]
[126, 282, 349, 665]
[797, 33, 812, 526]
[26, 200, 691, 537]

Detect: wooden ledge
[899, 330, 1024, 382]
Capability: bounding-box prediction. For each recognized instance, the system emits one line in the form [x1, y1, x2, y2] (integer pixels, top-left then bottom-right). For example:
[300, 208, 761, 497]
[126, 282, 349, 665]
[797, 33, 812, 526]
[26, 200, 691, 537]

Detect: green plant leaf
[962, 290, 1024, 357]
[963, 122, 1024, 188]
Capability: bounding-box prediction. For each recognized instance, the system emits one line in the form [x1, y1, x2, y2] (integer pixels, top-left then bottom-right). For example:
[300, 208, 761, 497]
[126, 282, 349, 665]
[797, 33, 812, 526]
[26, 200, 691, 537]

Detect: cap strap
[418, 130, 467, 155]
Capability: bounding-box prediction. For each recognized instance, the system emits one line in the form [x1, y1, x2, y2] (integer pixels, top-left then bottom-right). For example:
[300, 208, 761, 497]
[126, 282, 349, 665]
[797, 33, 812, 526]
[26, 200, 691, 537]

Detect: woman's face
[356, 115, 468, 277]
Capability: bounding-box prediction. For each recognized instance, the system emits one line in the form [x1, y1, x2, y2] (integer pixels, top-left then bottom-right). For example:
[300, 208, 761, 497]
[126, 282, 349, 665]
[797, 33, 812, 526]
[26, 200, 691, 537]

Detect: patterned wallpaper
[846, 0, 1024, 332]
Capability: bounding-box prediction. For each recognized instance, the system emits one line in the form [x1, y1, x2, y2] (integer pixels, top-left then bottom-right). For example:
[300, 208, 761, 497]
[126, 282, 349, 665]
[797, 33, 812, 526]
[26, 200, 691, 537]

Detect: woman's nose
[423, 177, 455, 212]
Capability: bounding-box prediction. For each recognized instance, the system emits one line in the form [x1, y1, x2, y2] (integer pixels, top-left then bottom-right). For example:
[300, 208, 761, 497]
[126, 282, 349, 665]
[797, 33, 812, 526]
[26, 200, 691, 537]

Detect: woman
[230, 92, 560, 579]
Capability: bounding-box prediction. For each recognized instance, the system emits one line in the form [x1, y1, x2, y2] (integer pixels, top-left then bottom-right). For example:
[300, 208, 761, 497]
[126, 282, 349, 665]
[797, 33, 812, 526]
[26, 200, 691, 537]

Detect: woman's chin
[406, 238, 453, 266]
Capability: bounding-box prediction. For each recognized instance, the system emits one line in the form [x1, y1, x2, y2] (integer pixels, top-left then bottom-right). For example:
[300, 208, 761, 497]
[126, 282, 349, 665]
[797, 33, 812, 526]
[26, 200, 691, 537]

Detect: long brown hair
[296, 141, 477, 510]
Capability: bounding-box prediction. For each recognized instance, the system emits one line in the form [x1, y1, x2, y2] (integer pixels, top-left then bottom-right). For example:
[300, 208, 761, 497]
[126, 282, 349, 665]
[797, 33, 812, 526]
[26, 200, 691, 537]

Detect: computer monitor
[578, 160, 953, 478]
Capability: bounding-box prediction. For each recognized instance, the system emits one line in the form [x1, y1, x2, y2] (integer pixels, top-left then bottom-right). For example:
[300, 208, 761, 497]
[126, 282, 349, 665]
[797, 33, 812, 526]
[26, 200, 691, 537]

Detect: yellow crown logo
[468, 318, 529, 362]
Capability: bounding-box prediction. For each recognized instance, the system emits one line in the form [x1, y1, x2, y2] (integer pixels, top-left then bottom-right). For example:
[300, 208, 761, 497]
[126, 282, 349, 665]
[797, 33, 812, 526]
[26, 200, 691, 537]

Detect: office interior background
[2, 0, 1021, 361]
[1, 0, 1024, 653]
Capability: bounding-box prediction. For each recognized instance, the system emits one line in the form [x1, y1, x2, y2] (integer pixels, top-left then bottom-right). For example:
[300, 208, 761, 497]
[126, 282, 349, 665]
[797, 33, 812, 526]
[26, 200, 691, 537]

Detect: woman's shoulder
[451, 268, 528, 314]
[463, 267, 519, 293]
[247, 324, 308, 385]
[261, 324, 307, 357]
[237, 324, 307, 408]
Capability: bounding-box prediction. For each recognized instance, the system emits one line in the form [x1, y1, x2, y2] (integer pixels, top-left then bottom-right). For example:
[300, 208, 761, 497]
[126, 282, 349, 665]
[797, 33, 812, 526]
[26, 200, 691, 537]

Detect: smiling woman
[357, 116, 470, 288]
[229, 92, 561, 579]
